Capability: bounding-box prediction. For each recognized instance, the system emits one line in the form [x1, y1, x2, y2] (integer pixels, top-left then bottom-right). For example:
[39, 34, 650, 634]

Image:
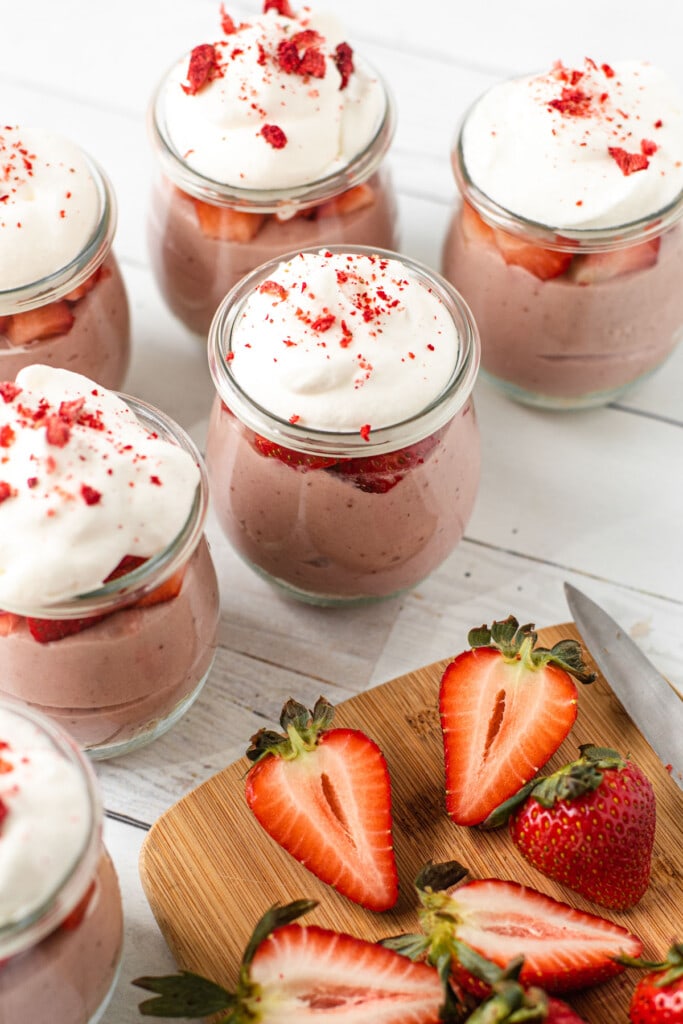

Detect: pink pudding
[0, 125, 130, 390]
[442, 58, 683, 409]
[0, 703, 123, 1024]
[0, 366, 219, 759]
[206, 247, 481, 605]
[148, 2, 398, 337]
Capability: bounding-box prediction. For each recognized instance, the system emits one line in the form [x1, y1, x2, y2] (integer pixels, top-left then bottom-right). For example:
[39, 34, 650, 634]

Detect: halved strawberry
[440, 617, 595, 826]
[0, 611, 22, 636]
[135, 566, 186, 607]
[61, 881, 96, 930]
[192, 198, 267, 241]
[252, 434, 338, 470]
[26, 614, 108, 643]
[385, 863, 641, 998]
[317, 183, 375, 219]
[569, 237, 661, 284]
[5, 301, 75, 346]
[0, 316, 11, 335]
[245, 697, 399, 912]
[461, 201, 572, 280]
[461, 200, 497, 247]
[63, 264, 110, 302]
[134, 900, 444, 1022]
[329, 429, 443, 493]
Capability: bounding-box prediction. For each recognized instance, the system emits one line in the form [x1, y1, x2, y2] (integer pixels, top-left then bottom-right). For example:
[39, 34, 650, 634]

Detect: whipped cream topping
[0, 706, 91, 926]
[0, 126, 101, 291]
[461, 59, 683, 229]
[160, 4, 385, 190]
[0, 365, 200, 609]
[228, 250, 460, 431]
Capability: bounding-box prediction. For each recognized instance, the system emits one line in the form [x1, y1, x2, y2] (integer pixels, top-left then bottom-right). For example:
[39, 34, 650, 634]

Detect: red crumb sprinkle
[261, 124, 287, 149]
[220, 4, 237, 33]
[263, 0, 294, 15]
[257, 42, 268, 65]
[640, 138, 658, 156]
[181, 44, 224, 96]
[0, 482, 12, 503]
[311, 314, 335, 332]
[608, 146, 650, 176]
[548, 87, 593, 118]
[665, 763, 673, 773]
[0, 424, 15, 447]
[150, 475, 162, 486]
[80, 484, 102, 506]
[260, 279, 289, 300]
[601, 62, 615, 78]
[427, 343, 435, 351]
[58, 397, 85, 423]
[0, 796, 8, 828]
[334, 42, 354, 90]
[359, 423, 371, 442]
[27, 476, 38, 488]
[226, 351, 235, 361]
[340, 320, 353, 347]
[45, 415, 71, 447]
[654, 119, 663, 128]
[0, 382, 21, 403]
[277, 38, 301, 73]
[299, 47, 326, 79]
[289, 414, 300, 423]
[0, 758, 12, 774]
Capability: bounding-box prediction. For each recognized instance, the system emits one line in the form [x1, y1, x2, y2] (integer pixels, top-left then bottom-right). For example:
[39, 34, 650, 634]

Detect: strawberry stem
[246, 696, 335, 763]
[467, 616, 595, 684]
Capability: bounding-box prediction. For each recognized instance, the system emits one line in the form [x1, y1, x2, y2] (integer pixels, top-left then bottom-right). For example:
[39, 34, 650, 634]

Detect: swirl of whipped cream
[0, 126, 101, 291]
[160, 5, 385, 190]
[0, 365, 200, 608]
[461, 59, 683, 229]
[228, 250, 460, 431]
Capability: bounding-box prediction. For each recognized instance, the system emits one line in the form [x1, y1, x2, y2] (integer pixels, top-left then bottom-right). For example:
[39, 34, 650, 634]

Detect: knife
[564, 582, 683, 790]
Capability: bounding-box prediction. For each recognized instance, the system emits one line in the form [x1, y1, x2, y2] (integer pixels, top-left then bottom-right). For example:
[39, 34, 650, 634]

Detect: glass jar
[0, 154, 130, 391]
[0, 700, 123, 1024]
[147, 61, 398, 337]
[443, 122, 683, 410]
[0, 397, 220, 759]
[206, 246, 481, 605]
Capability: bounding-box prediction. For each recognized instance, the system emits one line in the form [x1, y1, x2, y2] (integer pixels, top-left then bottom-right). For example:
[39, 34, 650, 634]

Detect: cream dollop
[0, 706, 92, 926]
[159, 6, 385, 190]
[228, 250, 460, 431]
[461, 59, 683, 229]
[0, 365, 200, 609]
[0, 126, 101, 291]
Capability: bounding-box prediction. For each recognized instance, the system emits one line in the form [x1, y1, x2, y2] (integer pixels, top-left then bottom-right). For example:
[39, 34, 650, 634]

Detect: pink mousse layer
[0, 851, 123, 1024]
[206, 398, 480, 601]
[0, 255, 131, 391]
[148, 170, 399, 336]
[0, 538, 219, 751]
[443, 212, 683, 402]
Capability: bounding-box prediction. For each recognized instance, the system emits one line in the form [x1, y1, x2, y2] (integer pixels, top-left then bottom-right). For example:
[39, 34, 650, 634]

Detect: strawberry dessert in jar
[0, 365, 219, 759]
[148, 1, 398, 337]
[442, 59, 683, 409]
[0, 125, 130, 390]
[206, 246, 481, 605]
[0, 700, 123, 1024]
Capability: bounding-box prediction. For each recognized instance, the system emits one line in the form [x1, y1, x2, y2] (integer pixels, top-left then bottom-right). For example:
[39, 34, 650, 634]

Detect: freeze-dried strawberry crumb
[548, 87, 593, 117]
[261, 124, 287, 148]
[257, 42, 268, 65]
[291, 29, 321, 48]
[0, 482, 12, 503]
[220, 4, 237, 33]
[640, 138, 658, 156]
[264, 0, 294, 15]
[58, 398, 85, 423]
[80, 484, 102, 506]
[334, 42, 354, 90]
[0, 425, 15, 448]
[45, 415, 70, 447]
[340, 320, 353, 347]
[260, 280, 289, 300]
[277, 39, 300, 73]
[601, 63, 615, 78]
[27, 476, 38, 488]
[654, 119, 663, 128]
[181, 44, 224, 96]
[359, 423, 371, 441]
[299, 47, 326, 78]
[312, 314, 335, 332]
[289, 414, 300, 423]
[150, 475, 162, 486]
[608, 146, 650, 175]
[0, 382, 21, 403]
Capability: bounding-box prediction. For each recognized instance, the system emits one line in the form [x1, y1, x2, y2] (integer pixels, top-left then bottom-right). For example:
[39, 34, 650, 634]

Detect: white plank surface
[3, 1, 683, 1021]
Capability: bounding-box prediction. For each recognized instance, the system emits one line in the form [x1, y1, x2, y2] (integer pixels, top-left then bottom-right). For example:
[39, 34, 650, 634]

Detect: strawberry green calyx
[246, 696, 335, 763]
[468, 616, 595, 685]
[464, 983, 552, 1023]
[619, 942, 683, 986]
[133, 900, 317, 1020]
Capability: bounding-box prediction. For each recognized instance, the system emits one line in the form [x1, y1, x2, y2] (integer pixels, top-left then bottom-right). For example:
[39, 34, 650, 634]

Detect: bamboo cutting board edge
[139, 623, 682, 1022]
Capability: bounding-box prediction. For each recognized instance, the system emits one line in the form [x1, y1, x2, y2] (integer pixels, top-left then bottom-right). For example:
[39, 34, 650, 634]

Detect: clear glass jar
[206, 246, 481, 605]
[0, 397, 220, 759]
[0, 700, 123, 1024]
[0, 155, 130, 391]
[147, 62, 398, 337]
[443, 122, 683, 410]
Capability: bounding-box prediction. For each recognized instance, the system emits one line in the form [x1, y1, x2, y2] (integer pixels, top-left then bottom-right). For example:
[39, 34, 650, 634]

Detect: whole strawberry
[484, 744, 656, 910]
[624, 944, 683, 1024]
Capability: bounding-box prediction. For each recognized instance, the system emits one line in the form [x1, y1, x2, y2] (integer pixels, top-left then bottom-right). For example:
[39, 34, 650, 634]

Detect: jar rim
[0, 697, 102, 958]
[453, 98, 683, 253]
[149, 54, 395, 214]
[207, 244, 481, 458]
[0, 153, 118, 315]
[2, 395, 209, 619]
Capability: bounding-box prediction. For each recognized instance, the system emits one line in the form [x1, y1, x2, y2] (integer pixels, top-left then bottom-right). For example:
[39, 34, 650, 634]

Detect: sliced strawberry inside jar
[192, 198, 267, 241]
[60, 881, 97, 931]
[316, 182, 375, 219]
[329, 429, 444, 493]
[0, 611, 22, 636]
[461, 201, 572, 280]
[252, 434, 338, 470]
[4, 301, 75, 347]
[63, 264, 110, 303]
[569, 237, 661, 284]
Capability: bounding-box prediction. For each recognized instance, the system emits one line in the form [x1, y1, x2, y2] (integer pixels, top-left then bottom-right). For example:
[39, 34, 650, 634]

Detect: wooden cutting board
[139, 624, 682, 1022]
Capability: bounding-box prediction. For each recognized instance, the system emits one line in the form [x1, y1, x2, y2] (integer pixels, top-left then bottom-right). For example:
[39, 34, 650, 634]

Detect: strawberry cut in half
[244, 697, 399, 912]
[569, 237, 661, 284]
[621, 943, 683, 1024]
[484, 743, 656, 910]
[192, 197, 267, 241]
[439, 616, 595, 826]
[461, 201, 573, 280]
[134, 899, 445, 1023]
[252, 434, 338, 470]
[384, 862, 642, 998]
[4, 301, 75, 347]
[316, 183, 376, 220]
[328, 428, 444, 494]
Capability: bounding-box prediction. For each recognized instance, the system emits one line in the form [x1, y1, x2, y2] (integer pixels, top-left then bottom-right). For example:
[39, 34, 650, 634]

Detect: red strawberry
[61, 881, 96, 930]
[245, 697, 398, 912]
[569, 237, 660, 284]
[192, 197, 267, 241]
[252, 434, 338, 470]
[317, 183, 375, 220]
[486, 744, 656, 910]
[5, 301, 74, 346]
[134, 900, 444, 1022]
[63, 264, 110, 302]
[26, 614, 108, 643]
[385, 863, 641, 996]
[624, 944, 683, 1024]
[0, 611, 22, 636]
[329, 428, 444, 493]
[460, 981, 588, 1023]
[460, 201, 572, 280]
[440, 617, 595, 826]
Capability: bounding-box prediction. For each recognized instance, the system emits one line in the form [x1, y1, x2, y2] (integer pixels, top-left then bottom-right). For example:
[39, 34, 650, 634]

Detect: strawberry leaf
[133, 971, 235, 1018]
[241, 899, 317, 968]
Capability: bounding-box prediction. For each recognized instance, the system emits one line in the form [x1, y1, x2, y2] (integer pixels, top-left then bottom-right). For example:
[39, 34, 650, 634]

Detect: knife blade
[564, 582, 682, 790]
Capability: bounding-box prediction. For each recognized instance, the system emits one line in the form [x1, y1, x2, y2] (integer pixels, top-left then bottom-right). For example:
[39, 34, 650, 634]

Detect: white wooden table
[3, 1, 683, 1020]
